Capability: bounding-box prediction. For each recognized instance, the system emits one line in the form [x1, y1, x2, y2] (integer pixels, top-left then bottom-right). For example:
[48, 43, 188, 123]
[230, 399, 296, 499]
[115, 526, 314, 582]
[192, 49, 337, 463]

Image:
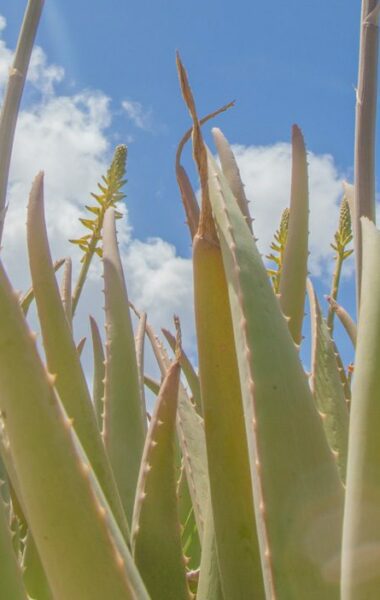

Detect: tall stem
[0, 0, 44, 242]
[354, 0, 379, 312]
[71, 231, 100, 317]
[327, 252, 344, 333]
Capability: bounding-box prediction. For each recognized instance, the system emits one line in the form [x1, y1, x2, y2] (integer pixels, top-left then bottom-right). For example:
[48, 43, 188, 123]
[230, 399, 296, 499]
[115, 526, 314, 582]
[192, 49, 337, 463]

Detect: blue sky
[0, 1, 377, 371]
[4, 1, 365, 245]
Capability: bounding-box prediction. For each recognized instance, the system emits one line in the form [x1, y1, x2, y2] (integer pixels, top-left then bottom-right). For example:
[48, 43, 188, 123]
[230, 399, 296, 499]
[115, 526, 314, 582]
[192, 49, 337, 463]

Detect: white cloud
[0, 16, 6, 32]
[123, 238, 195, 342]
[27, 46, 64, 95]
[230, 142, 348, 278]
[121, 98, 153, 131]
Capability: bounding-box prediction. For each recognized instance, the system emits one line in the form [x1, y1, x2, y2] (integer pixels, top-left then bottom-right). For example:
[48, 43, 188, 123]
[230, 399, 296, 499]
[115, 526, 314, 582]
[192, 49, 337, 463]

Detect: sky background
[0, 0, 377, 378]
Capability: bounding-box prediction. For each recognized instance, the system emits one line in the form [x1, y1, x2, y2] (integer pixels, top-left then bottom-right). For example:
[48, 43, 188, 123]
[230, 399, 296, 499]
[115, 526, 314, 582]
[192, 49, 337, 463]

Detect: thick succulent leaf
[162, 327, 202, 415]
[0, 495, 27, 600]
[60, 257, 72, 327]
[279, 125, 309, 344]
[308, 280, 349, 482]
[176, 165, 200, 239]
[212, 127, 252, 232]
[22, 533, 53, 600]
[146, 324, 209, 538]
[177, 462, 201, 570]
[341, 218, 380, 599]
[132, 361, 190, 600]
[20, 258, 65, 315]
[197, 499, 224, 600]
[135, 311, 148, 435]
[144, 374, 160, 396]
[26, 173, 129, 542]
[102, 208, 146, 523]
[89, 315, 105, 429]
[207, 150, 344, 598]
[193, 232, 265, 598]
[76, 336, 86, 357]
[327, 296, 357, 347]
[0, 261, 149, 600]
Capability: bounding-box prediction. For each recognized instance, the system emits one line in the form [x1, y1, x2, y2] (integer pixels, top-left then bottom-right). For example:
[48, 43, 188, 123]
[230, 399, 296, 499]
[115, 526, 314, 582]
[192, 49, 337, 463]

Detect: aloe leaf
[176, 165, 200, 240]
[102, 207, 145, 523]
[207, 150, 344, 598]
[326, 296, 357, 347]
[196, 499, 224, 600]
[0, 494, 27, 600]
[307, 280, 349, 482]
[135, 311, 148, 435]
[20, 258, 65, 316]
[76, 336, 86, 357]
[341, 218, 380, 598]
[22, 533, 53, 600]
[144, 374, 161, 396]
[145, 323, 209, 539]
[176, 55, 264, 597]
[0, 261, 149, 600]
[212, 127, 253, 232]
[193, 232, 264, 598]
[60, 258, 72, 327]
[132, 360, 190, 600]
[279, 125, 309, 345]
[89, 315, 105, 429]
[26, 173, 129, 542]
[177, 462, 201, 570]
[177, 54, 265, 597]
[162, 326, 202, 415]
[0, 0, 44, 241]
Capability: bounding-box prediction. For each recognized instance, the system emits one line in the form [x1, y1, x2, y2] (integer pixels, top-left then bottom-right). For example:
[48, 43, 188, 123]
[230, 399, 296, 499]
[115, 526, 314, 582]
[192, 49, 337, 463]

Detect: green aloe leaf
[132, 360, 190, 600]
[135, 311, 148, 435]
[145, 323, 209, 539]
[0, 261, 149, 600]
[20, 258, 65, 316]
[22, 533, 53, 600]
[162, 326, 202, 416]
[0, 494, 27, 600]
[279, 125, 309, 345]
[177, 462, 201, 570]
[341, 218, 380, 599]
[89, 315, 105, 430]
[207, 150, 344, 598]
[307, 280, 349, 482]
[102, 207, 146, 524]
[60, 257, 72, 328]
[197, 499, 224, 600]
[326, 296, 357, 347]
[144, 374, 161, 396]
[177, 56, 264, 598]
[26, 173, 129, 542]
[212, 127, 252, 233]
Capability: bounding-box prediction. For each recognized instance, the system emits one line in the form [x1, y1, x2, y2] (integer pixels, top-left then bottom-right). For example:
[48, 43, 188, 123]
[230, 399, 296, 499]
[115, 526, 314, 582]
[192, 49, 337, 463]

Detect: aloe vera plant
[0, 1, 379, 599]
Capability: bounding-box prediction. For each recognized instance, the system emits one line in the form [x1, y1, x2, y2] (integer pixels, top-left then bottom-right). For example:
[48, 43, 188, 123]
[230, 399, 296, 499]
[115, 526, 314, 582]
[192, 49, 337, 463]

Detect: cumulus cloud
[121, 98, 153, 131]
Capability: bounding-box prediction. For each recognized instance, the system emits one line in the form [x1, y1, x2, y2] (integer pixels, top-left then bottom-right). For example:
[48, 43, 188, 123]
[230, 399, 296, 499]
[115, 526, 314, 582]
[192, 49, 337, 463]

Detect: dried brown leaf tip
[176, 52, 216, 240]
